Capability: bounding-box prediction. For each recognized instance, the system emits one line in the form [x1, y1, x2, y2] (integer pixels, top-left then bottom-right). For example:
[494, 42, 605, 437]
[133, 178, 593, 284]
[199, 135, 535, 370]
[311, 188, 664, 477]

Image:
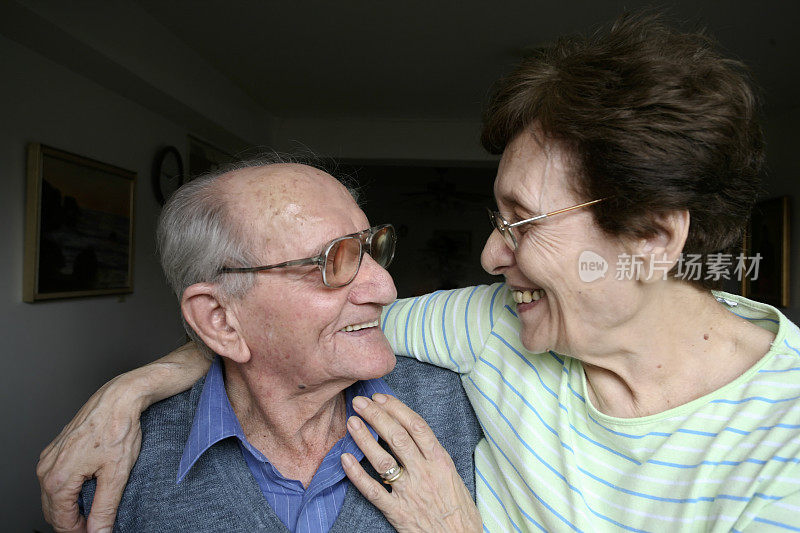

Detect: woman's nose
[481, 229, 515, 275]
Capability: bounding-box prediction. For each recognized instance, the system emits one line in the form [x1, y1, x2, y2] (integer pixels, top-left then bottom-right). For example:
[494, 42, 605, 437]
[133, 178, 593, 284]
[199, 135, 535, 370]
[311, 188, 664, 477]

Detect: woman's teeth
[512, 289, 545, 304]
[341, 319, 379, 332]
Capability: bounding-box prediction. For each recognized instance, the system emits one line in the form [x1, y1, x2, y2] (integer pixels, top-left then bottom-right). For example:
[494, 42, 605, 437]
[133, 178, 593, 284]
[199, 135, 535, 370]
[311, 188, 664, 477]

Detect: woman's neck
[578, 284, 775, 418]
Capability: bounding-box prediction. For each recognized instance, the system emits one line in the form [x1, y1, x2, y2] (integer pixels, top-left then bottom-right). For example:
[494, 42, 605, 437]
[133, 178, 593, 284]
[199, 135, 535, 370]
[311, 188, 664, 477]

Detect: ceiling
[133, 0, 799, 122]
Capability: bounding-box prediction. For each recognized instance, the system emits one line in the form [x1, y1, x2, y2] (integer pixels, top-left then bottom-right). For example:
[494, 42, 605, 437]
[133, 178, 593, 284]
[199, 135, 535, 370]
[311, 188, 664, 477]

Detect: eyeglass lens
[324, 226, 395, 287]
[370, 227, 394, 267]
[325, 238, 359, 286]
[500, 225, 516, 250]
[489, 211, 516, 250]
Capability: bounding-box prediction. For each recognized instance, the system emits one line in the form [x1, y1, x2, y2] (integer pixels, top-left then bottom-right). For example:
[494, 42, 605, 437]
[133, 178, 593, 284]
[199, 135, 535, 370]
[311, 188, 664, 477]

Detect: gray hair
[157, 152, 361, 358]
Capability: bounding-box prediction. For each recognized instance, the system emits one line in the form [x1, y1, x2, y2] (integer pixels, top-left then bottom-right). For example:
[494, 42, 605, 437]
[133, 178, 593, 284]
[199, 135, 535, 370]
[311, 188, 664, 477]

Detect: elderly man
[70, 161, 481, 532]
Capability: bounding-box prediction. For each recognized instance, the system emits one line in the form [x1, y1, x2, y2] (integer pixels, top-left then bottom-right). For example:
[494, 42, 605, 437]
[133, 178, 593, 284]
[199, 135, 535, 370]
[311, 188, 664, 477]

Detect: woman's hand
[37, 373, 144, 533]
[341, 393, 482, 533]
[36, 343, 210, 533]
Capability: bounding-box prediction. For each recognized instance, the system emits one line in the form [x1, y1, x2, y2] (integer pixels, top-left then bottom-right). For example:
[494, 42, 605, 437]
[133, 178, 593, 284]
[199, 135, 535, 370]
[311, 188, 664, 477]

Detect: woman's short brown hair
[481, 13, 765, 290]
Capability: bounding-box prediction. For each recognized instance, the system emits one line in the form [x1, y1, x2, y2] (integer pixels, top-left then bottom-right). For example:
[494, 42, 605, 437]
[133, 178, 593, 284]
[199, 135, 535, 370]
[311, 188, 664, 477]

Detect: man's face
[223, 164, 398, 389]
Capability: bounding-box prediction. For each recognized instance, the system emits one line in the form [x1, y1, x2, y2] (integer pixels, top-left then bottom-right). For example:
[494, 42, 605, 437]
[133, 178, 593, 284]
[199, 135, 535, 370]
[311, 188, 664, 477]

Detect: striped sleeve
[739, 490, 800, 532]
[381, 284, 509, 374]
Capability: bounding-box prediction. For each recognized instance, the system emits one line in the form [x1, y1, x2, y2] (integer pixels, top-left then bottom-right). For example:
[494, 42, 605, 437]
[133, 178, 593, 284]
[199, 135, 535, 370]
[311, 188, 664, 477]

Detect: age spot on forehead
[283, 203, 302, 216]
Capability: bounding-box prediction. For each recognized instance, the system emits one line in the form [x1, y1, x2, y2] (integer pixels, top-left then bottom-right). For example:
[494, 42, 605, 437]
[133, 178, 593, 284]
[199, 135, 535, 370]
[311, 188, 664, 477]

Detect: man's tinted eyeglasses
[220, 224, 396, 288]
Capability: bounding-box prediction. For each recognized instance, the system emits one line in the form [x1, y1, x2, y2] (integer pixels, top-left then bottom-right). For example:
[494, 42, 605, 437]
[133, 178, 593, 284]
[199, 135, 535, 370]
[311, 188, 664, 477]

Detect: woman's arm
[37, 343, 210, 533]
[382, 283, 507, 375]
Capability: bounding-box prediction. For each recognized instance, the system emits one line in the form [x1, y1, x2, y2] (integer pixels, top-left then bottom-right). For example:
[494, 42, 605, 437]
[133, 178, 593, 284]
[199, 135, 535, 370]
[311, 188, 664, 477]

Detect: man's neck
[222, 360, 352, 488]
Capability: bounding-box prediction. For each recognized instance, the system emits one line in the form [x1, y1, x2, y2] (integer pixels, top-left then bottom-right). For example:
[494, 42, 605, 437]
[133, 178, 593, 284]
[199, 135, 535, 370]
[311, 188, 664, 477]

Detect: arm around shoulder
[381, 284, 508, 374]
[37, 342, 210, 533]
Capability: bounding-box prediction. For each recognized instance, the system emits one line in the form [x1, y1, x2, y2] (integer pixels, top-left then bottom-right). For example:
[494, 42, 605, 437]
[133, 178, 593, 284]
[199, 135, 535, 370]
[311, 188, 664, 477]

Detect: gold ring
[380, 464, 405, 484]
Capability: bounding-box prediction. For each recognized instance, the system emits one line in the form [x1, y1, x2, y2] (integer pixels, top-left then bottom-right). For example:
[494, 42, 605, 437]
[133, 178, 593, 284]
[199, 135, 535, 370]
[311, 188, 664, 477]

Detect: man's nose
[349, 252, 398, 305]
[481, 229, 515, 275]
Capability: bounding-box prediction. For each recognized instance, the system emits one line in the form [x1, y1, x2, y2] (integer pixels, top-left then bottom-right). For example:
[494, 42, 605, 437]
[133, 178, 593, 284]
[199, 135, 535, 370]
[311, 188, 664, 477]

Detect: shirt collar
[177, 356, 394, 483]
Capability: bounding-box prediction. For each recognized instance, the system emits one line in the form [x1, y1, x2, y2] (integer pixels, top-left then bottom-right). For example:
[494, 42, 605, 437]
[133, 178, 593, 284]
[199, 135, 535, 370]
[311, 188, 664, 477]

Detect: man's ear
[181, 283, 251, 363]
[631, 210, 690, 283]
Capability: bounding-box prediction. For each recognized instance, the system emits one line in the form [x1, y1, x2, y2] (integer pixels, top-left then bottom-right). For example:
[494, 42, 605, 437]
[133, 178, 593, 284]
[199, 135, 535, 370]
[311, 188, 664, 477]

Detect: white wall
[0, 34, 195, 531]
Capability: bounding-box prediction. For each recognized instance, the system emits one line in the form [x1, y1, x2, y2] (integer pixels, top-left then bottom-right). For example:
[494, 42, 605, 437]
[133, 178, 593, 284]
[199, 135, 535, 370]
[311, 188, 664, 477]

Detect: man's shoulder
[79, 379, 207, 527]
[381, 357, 481, 489]
[80, 381, 200, 489]
[384, 355, 460, 381]
[384, 356, 461, 401]
[140, 378, 201, 427]
[80, 375, 287, 531]
[384, 356, 470, 409]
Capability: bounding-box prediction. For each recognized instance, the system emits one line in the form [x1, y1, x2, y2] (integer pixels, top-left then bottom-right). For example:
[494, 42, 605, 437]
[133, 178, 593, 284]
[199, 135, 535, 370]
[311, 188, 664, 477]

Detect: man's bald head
[156, 159, 361, 356]
[217, 163, 356, 227]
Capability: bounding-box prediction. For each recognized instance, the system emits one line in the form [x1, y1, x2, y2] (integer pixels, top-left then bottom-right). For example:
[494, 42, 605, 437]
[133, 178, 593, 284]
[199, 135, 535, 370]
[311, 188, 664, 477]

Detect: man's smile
[340, 319, 380, 332]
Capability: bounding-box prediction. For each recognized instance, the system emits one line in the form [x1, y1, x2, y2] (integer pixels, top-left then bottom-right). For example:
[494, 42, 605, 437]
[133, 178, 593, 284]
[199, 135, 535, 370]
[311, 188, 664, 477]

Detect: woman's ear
[632, 210, 690, 283]
[181, 283, 251, 363]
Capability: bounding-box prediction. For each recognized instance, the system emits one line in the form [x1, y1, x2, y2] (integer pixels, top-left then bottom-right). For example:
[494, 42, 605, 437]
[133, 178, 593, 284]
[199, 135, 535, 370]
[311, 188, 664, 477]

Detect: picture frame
[741, 196, 791, 307]
[23, 143, 136, 302]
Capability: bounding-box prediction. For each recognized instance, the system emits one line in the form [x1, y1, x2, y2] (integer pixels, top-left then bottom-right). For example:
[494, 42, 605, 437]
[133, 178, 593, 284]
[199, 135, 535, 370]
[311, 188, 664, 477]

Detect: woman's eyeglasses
[487, 198, 606, 250]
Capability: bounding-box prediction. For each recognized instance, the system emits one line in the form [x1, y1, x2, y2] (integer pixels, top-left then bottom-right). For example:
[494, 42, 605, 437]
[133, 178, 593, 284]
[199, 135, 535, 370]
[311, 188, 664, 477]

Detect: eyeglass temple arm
[220, 257, 323, 274]
[507, 198, 606, 228]
[545, 198, 605, 217]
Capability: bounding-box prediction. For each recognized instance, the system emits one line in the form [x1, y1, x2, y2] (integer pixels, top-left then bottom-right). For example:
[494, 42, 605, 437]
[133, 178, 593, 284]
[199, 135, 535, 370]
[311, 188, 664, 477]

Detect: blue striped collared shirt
[177, 357, 394, 533]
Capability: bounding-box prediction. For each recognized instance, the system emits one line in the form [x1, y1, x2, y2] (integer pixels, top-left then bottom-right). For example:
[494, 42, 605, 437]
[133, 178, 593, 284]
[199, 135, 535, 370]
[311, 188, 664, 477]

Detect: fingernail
[341, 453, 356, 467]
[347, 416, 363, 430]
[372, 393, 387, 404]
[353, 396, 368, 409]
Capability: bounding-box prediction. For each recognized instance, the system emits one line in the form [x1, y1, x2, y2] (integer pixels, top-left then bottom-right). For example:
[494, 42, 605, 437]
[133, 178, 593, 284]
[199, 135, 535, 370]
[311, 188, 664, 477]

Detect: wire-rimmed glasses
[487, 198, 606, 250]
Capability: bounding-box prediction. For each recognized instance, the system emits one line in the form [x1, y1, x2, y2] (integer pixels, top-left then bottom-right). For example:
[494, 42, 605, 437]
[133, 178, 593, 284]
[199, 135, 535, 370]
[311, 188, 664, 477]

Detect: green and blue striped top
[382, 284, 800, 532]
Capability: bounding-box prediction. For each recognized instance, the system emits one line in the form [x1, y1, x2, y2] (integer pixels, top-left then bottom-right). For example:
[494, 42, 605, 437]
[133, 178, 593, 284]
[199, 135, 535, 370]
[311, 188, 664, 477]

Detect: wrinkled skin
[37, 375, 142, 533]
[341, 393, 482, 533]
[37, 345, 210, 532]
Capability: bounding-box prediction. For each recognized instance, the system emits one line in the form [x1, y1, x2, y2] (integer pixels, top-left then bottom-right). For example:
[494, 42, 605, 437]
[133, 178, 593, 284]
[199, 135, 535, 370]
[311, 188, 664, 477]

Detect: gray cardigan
[81, 357, 483, 532]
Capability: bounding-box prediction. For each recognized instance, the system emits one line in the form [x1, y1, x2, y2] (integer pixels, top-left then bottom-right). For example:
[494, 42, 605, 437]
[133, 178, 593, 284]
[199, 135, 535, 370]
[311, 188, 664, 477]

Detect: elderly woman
[39, 14, 799, 532]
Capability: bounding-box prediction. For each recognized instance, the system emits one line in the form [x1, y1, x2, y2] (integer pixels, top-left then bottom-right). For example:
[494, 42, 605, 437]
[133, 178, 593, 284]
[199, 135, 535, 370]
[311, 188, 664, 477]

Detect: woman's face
[481, 130, 640, 356]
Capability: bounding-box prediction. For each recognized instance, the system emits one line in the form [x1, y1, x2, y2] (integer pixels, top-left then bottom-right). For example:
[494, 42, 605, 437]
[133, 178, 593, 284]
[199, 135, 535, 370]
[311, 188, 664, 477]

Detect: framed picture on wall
[741, 196, 791, 307]
[23, 143, 136, 302]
